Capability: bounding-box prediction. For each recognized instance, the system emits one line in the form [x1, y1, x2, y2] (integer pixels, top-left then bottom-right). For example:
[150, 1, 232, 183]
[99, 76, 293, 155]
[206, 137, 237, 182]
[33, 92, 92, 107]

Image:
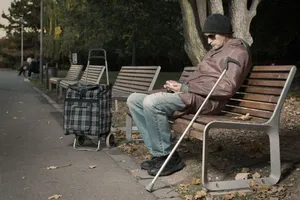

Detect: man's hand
[163, 80, 182, 93]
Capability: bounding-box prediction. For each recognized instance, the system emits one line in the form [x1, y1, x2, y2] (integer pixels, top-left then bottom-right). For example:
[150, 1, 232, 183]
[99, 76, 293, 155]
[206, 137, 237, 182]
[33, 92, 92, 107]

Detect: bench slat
[113, 85, 149, 93]
[120, 69, 158, 74]
[116, 76, 153, 83]
[243, 79, 286, 87]
[252, 65, 293, 71]
[227, 99, 276, 111]
[120, 66, 160, 70]
[117, 72, 157, 78]
[233, 93, 279, 103]
[239, 86, 282, 95]
[114, 79, 151, 87]
[248, 72, 289, 79]
[224, 106, 273, 119]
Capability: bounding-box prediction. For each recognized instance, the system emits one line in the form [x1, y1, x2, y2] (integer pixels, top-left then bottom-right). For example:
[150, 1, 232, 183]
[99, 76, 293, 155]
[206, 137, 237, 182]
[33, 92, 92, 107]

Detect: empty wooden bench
[125, 65, 296, 191]
[112, 66, 161, 110]
[49, 65, 83, 94]
[59, 65, 106, 99]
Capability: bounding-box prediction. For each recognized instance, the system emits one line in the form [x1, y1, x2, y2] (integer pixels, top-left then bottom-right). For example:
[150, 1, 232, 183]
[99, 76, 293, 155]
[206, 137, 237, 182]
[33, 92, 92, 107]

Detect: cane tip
[146, 183, 154, 192]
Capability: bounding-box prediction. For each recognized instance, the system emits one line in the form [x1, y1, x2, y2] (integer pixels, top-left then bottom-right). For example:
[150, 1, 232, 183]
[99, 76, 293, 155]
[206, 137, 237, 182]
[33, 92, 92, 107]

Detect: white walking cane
[146, 56, 241, 192]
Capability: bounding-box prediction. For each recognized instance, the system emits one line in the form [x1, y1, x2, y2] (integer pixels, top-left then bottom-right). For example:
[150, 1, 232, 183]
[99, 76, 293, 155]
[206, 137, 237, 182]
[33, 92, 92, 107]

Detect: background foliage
[0, 0, 299, 70]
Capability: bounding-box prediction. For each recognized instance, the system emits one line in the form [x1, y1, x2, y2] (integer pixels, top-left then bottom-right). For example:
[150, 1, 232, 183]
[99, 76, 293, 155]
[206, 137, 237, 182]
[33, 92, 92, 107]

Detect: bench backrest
[224, 65, 296, 121]
[65, 65, 83, 80]
[112, 66, 161, 94]
[179, 66, 197, 83]
[178, 65, 296, 121]
[79, 65, 106, 84]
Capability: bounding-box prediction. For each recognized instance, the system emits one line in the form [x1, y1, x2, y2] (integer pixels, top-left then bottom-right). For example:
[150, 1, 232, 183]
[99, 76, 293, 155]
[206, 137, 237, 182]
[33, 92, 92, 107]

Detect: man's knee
[127, 93, 142, 108]
[143, 94, 157, 109]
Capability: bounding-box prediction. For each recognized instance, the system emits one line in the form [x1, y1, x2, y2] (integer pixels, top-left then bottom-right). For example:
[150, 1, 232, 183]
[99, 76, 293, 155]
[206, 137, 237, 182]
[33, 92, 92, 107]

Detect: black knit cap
[203, 13, 233, 34]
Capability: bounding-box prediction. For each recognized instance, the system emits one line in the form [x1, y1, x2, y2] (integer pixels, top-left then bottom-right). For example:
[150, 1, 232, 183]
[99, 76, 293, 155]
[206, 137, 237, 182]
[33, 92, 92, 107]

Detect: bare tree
[179, 0, 261, 65]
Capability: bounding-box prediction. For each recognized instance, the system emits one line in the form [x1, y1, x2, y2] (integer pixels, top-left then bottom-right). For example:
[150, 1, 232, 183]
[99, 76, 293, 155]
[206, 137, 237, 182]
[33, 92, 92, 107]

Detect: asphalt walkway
[0, 70, 161, 200]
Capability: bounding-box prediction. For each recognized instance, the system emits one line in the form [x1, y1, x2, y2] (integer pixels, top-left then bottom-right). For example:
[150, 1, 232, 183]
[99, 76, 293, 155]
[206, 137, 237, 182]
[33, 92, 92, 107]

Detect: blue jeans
[127, 92, 186, 157]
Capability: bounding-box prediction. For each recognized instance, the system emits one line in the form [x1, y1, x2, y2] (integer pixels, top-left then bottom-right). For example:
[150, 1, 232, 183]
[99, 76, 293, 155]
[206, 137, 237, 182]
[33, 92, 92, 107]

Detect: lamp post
[20, 16, 25, 69]
[40, 0, 44, 83]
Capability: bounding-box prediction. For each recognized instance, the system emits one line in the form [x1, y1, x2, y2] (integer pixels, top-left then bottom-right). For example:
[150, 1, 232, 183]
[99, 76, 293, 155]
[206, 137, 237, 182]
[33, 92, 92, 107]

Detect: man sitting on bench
[127, 14, 252, 176]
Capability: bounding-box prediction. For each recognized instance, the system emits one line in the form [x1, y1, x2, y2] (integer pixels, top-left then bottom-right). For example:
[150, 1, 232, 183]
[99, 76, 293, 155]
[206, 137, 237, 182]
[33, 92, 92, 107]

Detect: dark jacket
[177, 38, 251, 115]
[143, 38, 251, 117]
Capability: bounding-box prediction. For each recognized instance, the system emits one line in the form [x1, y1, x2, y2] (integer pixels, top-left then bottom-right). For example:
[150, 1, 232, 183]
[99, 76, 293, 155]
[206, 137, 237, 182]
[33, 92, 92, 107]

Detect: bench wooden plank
[112, 66, 161, 101]
[49, 65, 83, 92]
[238, 86, 282, 95]
[227, 100, 276, 111]
[248, 72, 289, 79]
[59, 65, 106, 98]
[252, 65, 293, 71]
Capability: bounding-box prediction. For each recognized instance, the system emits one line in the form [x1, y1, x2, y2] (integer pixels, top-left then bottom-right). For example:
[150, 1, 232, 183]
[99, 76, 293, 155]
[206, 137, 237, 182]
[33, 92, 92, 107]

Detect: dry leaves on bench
[231, 113, 252, 121]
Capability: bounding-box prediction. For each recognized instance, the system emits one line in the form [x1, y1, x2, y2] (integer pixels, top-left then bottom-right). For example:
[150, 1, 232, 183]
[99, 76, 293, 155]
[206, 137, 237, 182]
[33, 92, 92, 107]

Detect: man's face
[205, 33, 228, 50]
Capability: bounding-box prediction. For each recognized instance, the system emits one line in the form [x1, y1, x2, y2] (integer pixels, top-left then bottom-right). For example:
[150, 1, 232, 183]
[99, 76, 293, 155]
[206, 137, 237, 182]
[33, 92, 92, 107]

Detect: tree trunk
[208, 0, 224, 14]
[230, 0, 260, 45]
[196, 0, 207, 28]
[179, 0, 206, 66]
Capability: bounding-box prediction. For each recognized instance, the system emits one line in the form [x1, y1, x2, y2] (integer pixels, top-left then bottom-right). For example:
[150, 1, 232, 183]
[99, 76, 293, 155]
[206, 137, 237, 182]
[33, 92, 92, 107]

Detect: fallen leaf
[47, 166, 58, 170]
[238, 191, 247, 197]
[258, 185, 272, 193]
[224, 193, 235, 200]
[235, 173, 250, 180]
[241, 168, 250, 173]
[184, 195, 193, 200]
[194, 190, 207, 199]
[232, 113, 252, 121]
[252, 172, 261, 179]
[48, 194, 62, 199]
[248, 181, 259, 189]
[191, 178, 201, 185]
[89, 165, 97, 169]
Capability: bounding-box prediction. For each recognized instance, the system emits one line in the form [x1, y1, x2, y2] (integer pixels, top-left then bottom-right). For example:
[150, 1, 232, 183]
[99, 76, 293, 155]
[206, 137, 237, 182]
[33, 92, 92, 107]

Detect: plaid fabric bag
[63, 82, 112, 136]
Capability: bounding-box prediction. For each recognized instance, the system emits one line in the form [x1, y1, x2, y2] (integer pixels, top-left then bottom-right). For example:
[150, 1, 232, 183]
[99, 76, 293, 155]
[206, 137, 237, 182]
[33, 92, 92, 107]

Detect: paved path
[0, 71, 160, 200]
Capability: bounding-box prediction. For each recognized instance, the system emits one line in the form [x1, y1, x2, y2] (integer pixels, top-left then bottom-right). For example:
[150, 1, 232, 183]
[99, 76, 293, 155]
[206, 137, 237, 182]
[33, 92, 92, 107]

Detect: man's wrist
[180, 83, 189, 92]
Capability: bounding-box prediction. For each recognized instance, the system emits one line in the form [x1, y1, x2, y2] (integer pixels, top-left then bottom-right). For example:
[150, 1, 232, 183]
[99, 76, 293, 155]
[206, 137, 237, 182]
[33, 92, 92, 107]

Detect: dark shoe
[140, 157, 158, 170]
[147, 152, 185, 176]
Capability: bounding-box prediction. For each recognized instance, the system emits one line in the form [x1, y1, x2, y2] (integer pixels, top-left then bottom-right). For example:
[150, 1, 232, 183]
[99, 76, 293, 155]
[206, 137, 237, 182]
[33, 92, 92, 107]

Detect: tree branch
[249, 0, 261, 17]
[196, 0, 207, 29]
[208, 0, 224, 14]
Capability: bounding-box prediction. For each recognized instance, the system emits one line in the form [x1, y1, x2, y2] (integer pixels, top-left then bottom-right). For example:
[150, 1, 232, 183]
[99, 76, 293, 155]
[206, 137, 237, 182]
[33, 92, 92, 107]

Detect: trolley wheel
[77, 136, 85, 146]
[105, 133, 115, 148]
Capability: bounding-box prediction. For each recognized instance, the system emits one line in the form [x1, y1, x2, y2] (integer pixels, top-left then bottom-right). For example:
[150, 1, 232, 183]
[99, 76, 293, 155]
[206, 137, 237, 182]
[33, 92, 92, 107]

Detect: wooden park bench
[125, 65, 297, 191]
[112, 66, 161, 111]
[59, 65, 106, 99]
[49, 65, 83, 94]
